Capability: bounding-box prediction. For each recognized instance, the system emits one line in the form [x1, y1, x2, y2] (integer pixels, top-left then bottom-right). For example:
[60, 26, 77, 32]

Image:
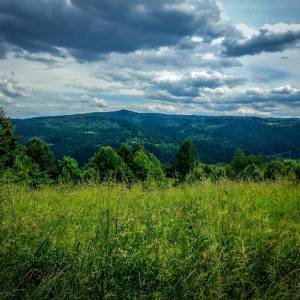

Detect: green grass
[0, 181, 299, 299]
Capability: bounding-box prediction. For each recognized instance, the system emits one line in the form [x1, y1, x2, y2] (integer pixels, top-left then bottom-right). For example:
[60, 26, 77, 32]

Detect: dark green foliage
[0, 150, 49, 186]
[131, 142, 144, 155]
[175, 140, 198, 179]
[295, 164, 300, 181]
[118, 144, 133, 166]
[89, 146, 133, 182]
[57, 156, 82, 183]
[0, 107, 18, 170]
[13, 110, 300, 165]
[265, 160, 285, 180]
[1, 110, 299, 185]
[230, 148, 265, 180]
[25, 137, 55, 175]
[131, 149, 164, 181]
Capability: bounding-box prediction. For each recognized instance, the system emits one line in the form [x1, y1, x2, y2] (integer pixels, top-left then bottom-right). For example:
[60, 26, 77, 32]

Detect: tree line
[1, 107, 300, 186]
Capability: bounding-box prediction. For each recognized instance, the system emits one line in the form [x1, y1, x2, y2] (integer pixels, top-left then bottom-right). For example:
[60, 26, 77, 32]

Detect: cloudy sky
[0, 0, 300, 118]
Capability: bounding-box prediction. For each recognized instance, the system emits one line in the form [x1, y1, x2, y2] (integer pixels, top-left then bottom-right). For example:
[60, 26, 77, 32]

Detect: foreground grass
[0, 181, 299, 299]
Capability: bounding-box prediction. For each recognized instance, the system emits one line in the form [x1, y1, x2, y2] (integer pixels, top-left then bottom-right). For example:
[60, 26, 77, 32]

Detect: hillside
[13, 110, 300, 165]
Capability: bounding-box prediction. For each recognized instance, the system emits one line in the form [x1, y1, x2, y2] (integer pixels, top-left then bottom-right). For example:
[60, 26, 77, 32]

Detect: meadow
[0, 180, 299, 299]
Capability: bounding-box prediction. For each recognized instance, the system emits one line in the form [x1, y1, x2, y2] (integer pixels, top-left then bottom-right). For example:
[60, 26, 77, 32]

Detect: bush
[265, 160, 285, 180]
[185, 164, 207, 184]
[57, 156, 82, 183]
[0, 151, 49, 187]
[243, 163, 265, 181]
[132, 150, 165, 181]
[231, 149, 265, 180]
[89, 146, 133, 183]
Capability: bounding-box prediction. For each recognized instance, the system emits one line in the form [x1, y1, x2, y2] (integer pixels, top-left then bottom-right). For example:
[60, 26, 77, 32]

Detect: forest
[1, 108, 300, 186]
[13, 109, 300, 166]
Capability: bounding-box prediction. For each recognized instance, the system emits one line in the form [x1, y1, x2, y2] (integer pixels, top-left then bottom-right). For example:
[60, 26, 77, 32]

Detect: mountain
[13, 110, 300, 165]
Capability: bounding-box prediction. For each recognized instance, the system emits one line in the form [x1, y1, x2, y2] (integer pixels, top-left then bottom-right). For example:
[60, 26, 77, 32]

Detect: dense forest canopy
[0, 107, 298, 187]
[12, 110, 300, 166]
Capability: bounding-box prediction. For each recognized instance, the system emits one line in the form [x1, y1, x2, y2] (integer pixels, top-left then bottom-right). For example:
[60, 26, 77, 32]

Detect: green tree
[132, 149, 164, 181]
[175, 140, 198, 179]
[230, 148, 264, 179]
[12, 150, 49, 186]
[0, 107, 18, 170]
[118, 144, 133, 166]
[58, 156, 81, 183]
[148, 153, 165, 181]
[90, 146, 132, 182]
[230, 148, 247, 174]
[132, 142, 144, 155]
[25, 137, 54, 175]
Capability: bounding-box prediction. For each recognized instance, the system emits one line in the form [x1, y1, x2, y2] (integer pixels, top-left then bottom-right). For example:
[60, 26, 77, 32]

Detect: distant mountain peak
[113, 109, 136, 114]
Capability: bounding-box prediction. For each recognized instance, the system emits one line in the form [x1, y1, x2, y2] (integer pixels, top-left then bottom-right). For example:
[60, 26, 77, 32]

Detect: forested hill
[13, 110, 300, 165]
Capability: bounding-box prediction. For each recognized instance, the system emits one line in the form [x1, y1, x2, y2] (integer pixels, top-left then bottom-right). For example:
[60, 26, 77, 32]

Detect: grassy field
[0, 181, 299, 299]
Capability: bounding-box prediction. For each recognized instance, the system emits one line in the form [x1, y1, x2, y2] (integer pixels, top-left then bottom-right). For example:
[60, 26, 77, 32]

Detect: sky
[0, 0, 300, 118]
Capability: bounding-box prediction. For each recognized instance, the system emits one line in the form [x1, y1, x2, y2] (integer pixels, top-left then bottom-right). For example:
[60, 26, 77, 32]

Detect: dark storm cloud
[0, 0, 238, 61]
[0, 36, 8, 59]
[223, 25, 300, 57]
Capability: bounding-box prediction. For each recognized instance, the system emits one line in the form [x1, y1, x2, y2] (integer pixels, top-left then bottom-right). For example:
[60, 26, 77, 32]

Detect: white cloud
[262, 23, 300, 34]
[236, 107, 271, 117]
[145, 103, 177, 113]
[94, 98, 107, 108]
[236, 23, 258, 39]
[80, 94, 108, 108]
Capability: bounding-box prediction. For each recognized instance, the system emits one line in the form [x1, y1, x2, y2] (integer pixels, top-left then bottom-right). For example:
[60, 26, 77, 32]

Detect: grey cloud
[223, 25, 300, 57]
[146, 71, 244, 100]
[0, 37, 8, 59]
[13, 50, 61, 67]
[0, 0, 237, 61]
[147, 83, 300, 117]
[0, 75, 31, 100]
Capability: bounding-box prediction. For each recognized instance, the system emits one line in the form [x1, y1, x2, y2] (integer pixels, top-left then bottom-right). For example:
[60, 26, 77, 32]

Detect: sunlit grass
[0, 180, 299, 299]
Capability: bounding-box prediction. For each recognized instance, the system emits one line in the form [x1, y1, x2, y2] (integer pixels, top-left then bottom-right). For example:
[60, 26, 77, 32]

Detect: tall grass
[0, 180, 299, 299]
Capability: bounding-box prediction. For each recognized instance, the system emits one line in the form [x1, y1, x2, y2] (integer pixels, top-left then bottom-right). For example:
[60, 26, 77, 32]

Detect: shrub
[265, 160, 285, 180]
[57, 156, 82, 183]
[0, 150, 49, 187]
[89, 146, 133, 183]
[185, 164, 207, 184]
[132, 150, 164, 181]
[231, 148, 265, 179]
